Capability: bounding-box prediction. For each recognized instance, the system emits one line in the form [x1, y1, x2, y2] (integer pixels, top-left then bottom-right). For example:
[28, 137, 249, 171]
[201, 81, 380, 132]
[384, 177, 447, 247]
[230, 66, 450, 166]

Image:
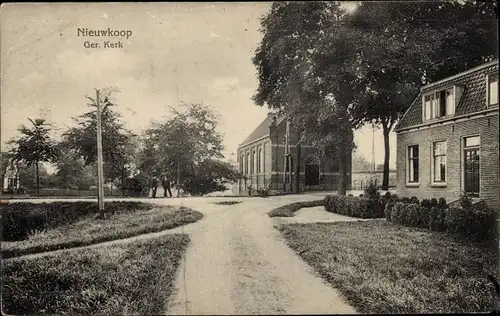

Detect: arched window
[285, 156, 293, 172]
[305, 156, 320, 186]
[252, 150, 257, 174]
[258, 148, 263, 173]
[246, 153, 250, 175]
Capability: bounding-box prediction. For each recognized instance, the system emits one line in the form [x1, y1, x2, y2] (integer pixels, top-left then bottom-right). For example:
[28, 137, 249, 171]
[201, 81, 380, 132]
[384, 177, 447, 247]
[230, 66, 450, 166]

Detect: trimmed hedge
[268, 200, 324, 217]
[385, 200, 497, 241]
[1, 201, 153, 241]
[324, 195, 385, 219]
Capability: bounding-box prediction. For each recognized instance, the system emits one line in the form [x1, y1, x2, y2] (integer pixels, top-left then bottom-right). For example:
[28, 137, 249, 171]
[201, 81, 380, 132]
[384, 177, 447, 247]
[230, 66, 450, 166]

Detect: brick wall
[396, 112, 499, 208]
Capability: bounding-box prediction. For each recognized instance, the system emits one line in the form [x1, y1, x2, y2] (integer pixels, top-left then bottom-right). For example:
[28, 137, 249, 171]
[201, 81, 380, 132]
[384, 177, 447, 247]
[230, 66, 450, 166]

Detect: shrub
[438, 197, 448, 209]
[256, 188, 269, 198]
[430, 198, 438, 207]
[458, 192, 473, 209]
[428, 206, 446, 232]
[384, 201, 395, 220]
[268, 200, 324, 217]
[401, 197, 411, 204]
[445, 205, 497, 240]
[410, 196, 420, 205]
[364, 182, 379, 199]
[324, 195, 385, 219]
[420, 198, 432, 209]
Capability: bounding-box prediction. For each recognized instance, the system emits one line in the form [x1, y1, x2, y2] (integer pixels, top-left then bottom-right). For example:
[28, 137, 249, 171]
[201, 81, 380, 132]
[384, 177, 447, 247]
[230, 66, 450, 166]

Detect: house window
[285, 155, 293, 172]
[258, 148, 263, 173]
[407, 145, 419, 183]
[432, 141, 447, 183]
[240, 154, 244, 173]
[488, 74, 498, 106]
[423, 88, 455, 121]
[246, 153, 250, 175]
[252, 151, 257, 174]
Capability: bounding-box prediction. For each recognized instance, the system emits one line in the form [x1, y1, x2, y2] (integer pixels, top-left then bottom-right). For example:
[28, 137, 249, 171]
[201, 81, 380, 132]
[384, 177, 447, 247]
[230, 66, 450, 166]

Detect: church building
[236, 113, 352, 195]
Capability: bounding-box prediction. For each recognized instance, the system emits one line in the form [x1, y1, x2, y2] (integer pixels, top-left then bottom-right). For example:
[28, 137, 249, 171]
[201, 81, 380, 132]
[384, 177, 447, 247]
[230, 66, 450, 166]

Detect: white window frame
[431, 140, 447, 186]
[422, 87, 457, 121]
[406, 144, 419, 186]
[486, 74, 498, 106]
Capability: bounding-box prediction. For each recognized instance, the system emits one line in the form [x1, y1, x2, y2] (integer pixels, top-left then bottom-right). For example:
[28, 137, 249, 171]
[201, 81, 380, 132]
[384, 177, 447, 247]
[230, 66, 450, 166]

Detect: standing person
[151, 177, 158, 198]
[162, 176, 172, 198]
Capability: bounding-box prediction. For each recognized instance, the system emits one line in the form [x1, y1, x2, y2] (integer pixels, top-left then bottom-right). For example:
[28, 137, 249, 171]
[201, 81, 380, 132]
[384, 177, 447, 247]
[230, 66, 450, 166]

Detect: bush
[364, 182, 379, 199]
[445, 205, 497, 240]
[387, 196, 497, 241]
[324, 195, 385, 219]
[438, 197, 448, 209]
[256, 188, 269, 198]
[410, 196, 420, 205]
[458, 192, 473, 209]
[268, 200, 324, 217]
[1, 201, 153, 241]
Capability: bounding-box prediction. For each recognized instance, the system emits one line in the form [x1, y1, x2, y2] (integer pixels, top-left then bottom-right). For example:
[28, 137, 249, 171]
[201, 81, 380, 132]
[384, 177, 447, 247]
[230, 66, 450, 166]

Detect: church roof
[239, 112, 285, 147]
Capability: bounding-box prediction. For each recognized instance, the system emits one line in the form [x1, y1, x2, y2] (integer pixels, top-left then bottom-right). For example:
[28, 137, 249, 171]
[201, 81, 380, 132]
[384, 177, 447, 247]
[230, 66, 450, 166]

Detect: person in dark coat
[162, 177, 172, 198]
[151, 177, 158, 198]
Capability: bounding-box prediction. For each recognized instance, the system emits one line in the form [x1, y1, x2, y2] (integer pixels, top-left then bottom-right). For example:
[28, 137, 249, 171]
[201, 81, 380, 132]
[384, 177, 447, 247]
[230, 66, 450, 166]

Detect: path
[5, 193, 357, 314]
[164, 195, 356, 315]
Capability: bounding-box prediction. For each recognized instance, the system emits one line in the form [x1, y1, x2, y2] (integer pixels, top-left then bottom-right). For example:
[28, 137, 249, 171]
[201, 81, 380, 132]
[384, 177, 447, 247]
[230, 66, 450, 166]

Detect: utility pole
[96, 89, 105, 217]
[283, 120, 290, 192]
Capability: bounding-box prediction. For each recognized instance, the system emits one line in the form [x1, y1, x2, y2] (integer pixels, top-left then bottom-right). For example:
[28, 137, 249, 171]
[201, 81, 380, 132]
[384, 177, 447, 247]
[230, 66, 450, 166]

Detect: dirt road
[165, 196, 356, 315]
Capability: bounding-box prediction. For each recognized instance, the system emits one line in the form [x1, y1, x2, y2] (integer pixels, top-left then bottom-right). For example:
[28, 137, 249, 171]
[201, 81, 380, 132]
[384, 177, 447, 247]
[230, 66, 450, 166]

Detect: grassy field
[2, 234, 189, 315]
[2, 204, 202, 258]
[268, 199, 324, 217]
[277, 220, 499, 313]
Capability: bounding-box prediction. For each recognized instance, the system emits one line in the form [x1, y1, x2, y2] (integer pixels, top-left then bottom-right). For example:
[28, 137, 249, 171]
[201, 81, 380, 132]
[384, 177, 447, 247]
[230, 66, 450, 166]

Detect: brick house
[235, 113, 351, 195]
[394, 60, 499, 208]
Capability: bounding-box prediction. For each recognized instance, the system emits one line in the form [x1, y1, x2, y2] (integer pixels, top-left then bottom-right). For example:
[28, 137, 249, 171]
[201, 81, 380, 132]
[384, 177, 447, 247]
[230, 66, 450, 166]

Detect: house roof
[394, 60, 499, 132]
[239, 112, 285, 147]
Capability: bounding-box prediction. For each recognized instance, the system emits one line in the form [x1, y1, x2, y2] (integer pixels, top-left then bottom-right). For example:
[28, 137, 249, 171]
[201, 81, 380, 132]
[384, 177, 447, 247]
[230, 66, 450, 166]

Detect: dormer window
[487, 74, 498, 106]
[422, 86, 461, 121]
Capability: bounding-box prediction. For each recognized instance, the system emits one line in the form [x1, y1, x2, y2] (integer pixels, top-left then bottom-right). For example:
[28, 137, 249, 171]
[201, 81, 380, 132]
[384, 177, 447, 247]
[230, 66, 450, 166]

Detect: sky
[0, 2, 396, 169]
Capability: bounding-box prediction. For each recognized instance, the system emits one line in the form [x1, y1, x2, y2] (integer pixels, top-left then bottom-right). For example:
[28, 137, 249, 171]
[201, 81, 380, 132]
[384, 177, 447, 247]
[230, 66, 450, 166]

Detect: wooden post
[96, 89, 105, 217]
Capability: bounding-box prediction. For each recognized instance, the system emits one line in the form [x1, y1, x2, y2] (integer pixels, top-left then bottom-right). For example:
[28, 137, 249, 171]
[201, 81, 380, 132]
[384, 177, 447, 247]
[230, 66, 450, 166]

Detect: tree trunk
[176, 161, 181, 197]
[382, 123, 390, 190]
[35, 161, 40, 197]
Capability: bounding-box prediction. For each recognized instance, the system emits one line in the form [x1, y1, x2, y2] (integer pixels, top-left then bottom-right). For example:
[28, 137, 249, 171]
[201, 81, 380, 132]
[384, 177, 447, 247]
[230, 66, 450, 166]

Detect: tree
[140, 102, 228, 196]
[8, 118, 59, 196]
[53, 146, 97, 190]
[254, 0, 498, 193]
[253, 1, 357, 195]
[62, 88, 133, 191]
[345, 0, 497, 190]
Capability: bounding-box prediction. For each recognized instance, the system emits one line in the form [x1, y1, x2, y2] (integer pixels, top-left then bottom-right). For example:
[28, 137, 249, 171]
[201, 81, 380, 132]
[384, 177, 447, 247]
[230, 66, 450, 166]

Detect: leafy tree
[140, 102, 228, 196]
[62, 88, 133, 190]
[53, 146, 97, 190]
[347, 0, 497, 190]
[8, 118, 59, 196]
[254, 0, 497, 194]
[253, 1, 356, 195]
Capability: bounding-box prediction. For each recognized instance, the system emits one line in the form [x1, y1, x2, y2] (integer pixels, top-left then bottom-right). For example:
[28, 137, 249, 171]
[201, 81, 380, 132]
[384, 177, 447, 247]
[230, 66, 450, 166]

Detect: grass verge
[2, 234, 188, 315]
[277, 220, 499, 313]
[2, 205, 202, 258]
[268, 199, 324, 217]
[214, 201, 242, 205]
